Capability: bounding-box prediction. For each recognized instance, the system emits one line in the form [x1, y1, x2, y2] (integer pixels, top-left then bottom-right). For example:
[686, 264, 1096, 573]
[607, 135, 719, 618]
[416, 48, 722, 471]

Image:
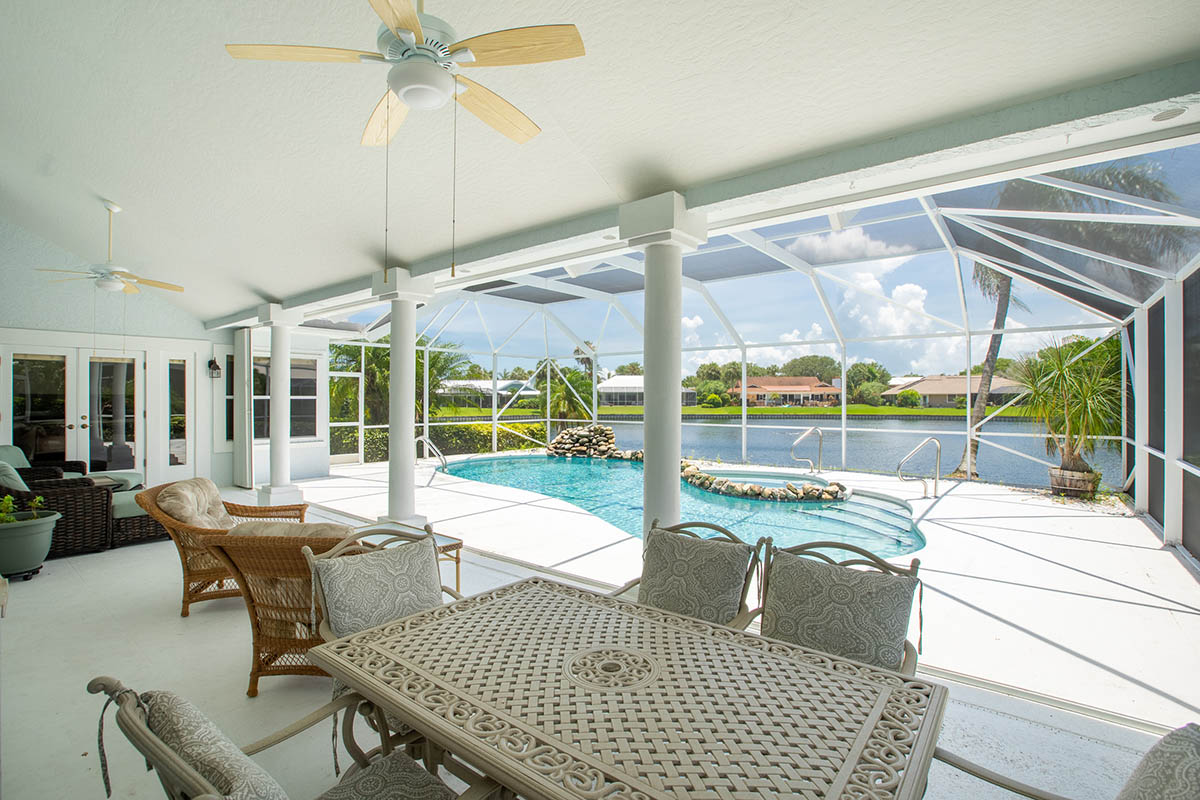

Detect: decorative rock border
[680, 461, 850, 503]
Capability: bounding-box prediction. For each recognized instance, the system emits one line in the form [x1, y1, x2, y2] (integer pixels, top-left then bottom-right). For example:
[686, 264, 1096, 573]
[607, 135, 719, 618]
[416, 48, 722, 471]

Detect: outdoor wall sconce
[207, 358, 223, 379]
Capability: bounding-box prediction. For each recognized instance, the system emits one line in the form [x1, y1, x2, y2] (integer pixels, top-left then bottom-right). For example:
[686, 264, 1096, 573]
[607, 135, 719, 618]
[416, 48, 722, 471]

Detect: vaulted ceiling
[2, 0, 1199, 322]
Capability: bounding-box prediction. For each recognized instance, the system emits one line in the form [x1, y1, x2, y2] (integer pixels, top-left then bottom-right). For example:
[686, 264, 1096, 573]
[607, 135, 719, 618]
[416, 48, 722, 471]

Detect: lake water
[594, 416, 1124, 490]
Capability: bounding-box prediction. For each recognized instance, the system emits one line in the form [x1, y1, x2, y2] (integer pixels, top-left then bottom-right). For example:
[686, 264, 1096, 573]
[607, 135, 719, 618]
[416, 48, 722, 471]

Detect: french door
[4, 346, 145, 474]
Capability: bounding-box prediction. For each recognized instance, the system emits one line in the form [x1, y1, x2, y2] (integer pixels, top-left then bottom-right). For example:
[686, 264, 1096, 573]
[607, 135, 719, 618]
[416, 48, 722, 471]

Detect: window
[224, 354, 235, 442]
[168, 359, 188, 466]
[245, 356, 320, 440]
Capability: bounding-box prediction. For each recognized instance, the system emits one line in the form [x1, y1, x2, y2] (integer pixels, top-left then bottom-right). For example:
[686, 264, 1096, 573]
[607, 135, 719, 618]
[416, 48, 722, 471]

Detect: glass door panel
[168, 359, 188, 466]
[81, 353, 143, 473]
[10, 353, 71, 464]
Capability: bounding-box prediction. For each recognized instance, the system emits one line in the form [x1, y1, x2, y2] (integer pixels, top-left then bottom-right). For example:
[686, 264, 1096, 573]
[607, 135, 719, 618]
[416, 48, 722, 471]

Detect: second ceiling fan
[226, 0, 584, 145]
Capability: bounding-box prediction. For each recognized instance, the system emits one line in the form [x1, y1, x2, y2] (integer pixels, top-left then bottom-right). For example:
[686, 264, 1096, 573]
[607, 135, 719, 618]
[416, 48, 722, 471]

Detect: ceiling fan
[36, 202, 185, 295]
[225, 0, 584, 145]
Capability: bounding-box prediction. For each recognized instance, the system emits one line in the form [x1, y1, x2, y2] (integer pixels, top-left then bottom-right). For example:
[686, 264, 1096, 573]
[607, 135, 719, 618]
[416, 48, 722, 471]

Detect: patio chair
[759, 541, 921, 674]
[202, 525, 354, 697]
[610, 519, 765, 628]
[88, 675, 502, 800]
[932, 722, 1200, 800]
[136, 478, 308, 617]
[304, 531, 471, 779]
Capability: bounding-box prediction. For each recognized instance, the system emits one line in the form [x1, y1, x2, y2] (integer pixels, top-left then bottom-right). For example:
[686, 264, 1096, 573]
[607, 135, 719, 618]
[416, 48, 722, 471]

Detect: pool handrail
[790, 427, 822, 473]
[415, 435, 448, 470]
[897, 437, 940, 497]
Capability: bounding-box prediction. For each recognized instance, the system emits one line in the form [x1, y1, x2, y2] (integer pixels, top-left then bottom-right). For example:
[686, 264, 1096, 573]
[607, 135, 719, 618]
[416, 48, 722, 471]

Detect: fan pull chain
[450, 96, 457, 278]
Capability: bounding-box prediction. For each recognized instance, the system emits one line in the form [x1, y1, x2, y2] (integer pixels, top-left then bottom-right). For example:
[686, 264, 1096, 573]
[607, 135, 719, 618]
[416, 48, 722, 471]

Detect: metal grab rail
[790, 427, 823, 473]
[414, 435, 448, 470]
[897, 437, 941, 498]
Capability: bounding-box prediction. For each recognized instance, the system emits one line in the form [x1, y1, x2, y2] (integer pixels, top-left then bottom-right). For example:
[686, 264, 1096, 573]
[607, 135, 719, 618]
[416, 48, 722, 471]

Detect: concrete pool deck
[299, 454, 1200, 730]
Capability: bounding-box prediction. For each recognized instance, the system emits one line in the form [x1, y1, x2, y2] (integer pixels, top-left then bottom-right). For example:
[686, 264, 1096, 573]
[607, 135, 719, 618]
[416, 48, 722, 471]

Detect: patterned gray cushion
[140, 690, 288, 800]
[0, 462, 30, 493]
[636, 527, 753, 625]
[1115, 723, 1200, 800]
[157, 477, 236, 530]
[317, 750, 454, 800]
[314, 537, 443, 638]
[761, 550, 918, 670]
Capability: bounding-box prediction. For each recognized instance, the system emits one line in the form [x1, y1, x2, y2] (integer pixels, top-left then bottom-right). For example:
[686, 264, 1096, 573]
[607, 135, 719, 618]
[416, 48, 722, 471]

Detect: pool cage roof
[308, 142, 1200, 362]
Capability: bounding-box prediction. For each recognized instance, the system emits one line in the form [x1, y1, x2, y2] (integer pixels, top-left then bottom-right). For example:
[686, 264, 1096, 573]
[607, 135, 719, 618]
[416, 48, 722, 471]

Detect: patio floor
[0, 494, 1164, 799]
[304, 456, 1200, 730]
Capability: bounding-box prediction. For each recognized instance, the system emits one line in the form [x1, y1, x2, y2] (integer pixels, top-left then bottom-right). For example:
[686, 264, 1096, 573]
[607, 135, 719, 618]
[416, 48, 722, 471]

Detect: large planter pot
[0, 511, 61, 579]
[1048, 468, 1098, 498]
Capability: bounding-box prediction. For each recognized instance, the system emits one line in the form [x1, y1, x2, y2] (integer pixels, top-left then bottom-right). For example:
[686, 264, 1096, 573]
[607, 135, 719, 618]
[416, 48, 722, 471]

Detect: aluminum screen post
[840, 350, 848, 469]
[491, 353, 498, 452]
[1134, 306, 1149, 513]
[740, 350, 748, 464]
[422, 345, 429, 459]
[965, 331, 973, 478]
[1164, 280, 1183, 544]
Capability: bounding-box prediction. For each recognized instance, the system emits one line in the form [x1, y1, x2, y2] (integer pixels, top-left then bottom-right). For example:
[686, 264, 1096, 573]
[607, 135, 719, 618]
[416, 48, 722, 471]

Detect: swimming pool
[440, 456, 925, 557]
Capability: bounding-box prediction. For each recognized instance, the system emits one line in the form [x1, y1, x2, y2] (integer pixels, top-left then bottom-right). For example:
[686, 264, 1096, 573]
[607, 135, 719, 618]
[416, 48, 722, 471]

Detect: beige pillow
[156, 478, 236, 529]
[229, 521, 352, 539]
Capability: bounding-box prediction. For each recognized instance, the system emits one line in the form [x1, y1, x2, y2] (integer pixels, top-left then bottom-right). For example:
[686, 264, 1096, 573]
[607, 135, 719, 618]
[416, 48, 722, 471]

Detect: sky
[338, 145, 1200, 379]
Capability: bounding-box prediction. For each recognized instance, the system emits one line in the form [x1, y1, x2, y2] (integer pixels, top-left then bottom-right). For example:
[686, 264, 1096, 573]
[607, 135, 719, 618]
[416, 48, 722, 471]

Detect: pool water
[441, 456, 925, 557]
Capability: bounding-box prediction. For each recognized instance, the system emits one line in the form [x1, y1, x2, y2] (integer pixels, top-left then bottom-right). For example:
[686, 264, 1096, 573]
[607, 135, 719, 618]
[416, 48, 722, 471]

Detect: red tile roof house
[730, 376, 842, 406]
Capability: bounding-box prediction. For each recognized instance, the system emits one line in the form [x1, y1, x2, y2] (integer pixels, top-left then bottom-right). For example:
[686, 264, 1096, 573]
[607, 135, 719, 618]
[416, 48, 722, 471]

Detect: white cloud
[681, 314, 704, 347]
[788, 228, 917, 276]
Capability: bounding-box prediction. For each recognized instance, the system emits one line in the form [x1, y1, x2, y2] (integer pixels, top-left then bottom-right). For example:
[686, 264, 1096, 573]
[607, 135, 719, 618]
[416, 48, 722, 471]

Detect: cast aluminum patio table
[308, 577, 948, 800]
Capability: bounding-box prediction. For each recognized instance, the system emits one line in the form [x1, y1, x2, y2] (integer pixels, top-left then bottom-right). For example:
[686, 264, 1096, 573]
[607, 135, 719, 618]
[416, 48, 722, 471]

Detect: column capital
[256, 303, 304, 327]
[619, 191, 707, 252]
[372, 267, 435, 302]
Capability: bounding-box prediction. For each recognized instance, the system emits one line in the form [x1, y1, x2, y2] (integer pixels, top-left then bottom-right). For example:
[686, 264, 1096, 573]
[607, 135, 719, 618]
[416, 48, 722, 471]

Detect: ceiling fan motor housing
[378, 15, 460, 110]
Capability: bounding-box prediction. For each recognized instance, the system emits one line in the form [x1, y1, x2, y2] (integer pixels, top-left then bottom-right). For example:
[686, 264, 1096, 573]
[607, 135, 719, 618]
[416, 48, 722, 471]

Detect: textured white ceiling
[2, 0, 1198, 322]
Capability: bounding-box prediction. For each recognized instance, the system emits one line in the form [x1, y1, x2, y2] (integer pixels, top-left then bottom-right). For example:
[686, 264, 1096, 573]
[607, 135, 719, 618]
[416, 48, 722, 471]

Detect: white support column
[232, 328, 254, 488]
[257, 304, 303, 505]
[620, 192, 706, 532]
[740, 350, 748, 464]
[372, 269, 434, 527]
[1164, 280, 1183, 544]
[1134, 306, 1150, 513]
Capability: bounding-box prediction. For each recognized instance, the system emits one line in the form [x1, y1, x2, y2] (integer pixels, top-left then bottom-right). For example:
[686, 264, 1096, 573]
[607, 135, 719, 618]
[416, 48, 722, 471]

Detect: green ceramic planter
[0, 511, 60, 578]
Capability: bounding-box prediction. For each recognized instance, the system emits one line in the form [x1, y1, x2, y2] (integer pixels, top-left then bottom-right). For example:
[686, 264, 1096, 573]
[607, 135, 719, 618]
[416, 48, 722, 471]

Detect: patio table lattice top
[313, 577, 947, 800]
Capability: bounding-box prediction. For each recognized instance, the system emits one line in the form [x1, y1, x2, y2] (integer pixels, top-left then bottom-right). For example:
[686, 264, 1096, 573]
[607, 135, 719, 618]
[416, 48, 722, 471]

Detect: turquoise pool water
[441, 456, 925, 557]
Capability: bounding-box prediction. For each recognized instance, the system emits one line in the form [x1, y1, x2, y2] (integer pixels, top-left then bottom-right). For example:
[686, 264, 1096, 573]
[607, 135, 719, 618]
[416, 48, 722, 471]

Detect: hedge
[362, 423, 546, 462]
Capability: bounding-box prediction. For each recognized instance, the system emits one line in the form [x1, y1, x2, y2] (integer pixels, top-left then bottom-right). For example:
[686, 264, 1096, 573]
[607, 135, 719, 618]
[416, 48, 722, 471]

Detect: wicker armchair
[202, 533, 347, 697]
[761, 541, 922, 675]
[8, 476, 113, 558]
[88, 675, 500, 800]
[136, 482, 308, 617]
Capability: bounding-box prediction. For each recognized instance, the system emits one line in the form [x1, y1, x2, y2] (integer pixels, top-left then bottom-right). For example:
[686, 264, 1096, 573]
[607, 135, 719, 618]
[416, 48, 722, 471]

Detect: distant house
[597, 375, 696, 406]
[881, 374, 1023, 408]
[435, 379, 539, 409]
[729, 376, 841, 406]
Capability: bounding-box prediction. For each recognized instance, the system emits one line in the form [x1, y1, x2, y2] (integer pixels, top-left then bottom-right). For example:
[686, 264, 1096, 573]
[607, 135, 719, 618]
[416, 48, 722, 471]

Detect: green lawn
[433, 404, 1029, 418]
[432, 406, 540, 418]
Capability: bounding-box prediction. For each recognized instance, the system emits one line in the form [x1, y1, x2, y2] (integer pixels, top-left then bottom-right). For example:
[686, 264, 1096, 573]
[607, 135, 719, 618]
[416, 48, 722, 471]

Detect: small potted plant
[0, 495, 61, 580]
[1011, 337, 1121, 498]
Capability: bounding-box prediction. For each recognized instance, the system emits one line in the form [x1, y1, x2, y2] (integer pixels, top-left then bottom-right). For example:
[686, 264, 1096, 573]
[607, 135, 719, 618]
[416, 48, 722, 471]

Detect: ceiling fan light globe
[96, 276, 125, 292]
[387, 61, 454, 110]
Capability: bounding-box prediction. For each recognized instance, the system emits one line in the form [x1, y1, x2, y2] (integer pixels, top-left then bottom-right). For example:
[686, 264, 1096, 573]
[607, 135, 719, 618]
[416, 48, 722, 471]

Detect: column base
[257, 485, 304, 506]
[376, 513, 429, 530]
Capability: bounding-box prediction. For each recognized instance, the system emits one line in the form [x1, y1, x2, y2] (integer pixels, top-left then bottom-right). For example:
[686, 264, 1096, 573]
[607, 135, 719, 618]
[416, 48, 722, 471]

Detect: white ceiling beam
[1022, 174, 1200, 223]
[948, 214, 1143, 306]
[936, 207, 1200, 227]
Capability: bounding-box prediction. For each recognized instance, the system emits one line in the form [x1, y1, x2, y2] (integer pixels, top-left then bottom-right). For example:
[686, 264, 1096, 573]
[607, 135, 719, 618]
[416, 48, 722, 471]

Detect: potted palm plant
[0, 495, 61, 579]
[1011, 338, 1121, 497]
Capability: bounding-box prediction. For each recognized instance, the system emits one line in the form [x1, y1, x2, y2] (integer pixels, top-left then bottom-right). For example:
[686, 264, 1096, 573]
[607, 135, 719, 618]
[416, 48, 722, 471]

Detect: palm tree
[951, 161, 1195, 478]
[545, 365, 591, 437]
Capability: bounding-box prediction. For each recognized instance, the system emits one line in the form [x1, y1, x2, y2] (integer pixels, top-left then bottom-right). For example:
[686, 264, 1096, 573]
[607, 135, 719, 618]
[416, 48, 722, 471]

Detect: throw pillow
[314, 537, 443, 638]
[1115, 723, 1200, 800]
[0, 462, 30, 493]
[636, 527, 753, 625]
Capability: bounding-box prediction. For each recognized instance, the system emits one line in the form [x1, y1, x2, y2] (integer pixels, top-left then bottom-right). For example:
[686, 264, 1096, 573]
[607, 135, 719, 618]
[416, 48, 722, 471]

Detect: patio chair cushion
[317, 749, 454, 800]
[1115, 723, 1200, 800]
[0, 462, 30, 493]
[140, 690, 289, 800]
[156, 477, 235, 530]
[637, 527, 754, 625]
[0, 446, 32, 469]
[111, 491, 147, 519]
[229, 521, 353, 539]
[761, 550, 918, 670]
[314, 537, 442, 638]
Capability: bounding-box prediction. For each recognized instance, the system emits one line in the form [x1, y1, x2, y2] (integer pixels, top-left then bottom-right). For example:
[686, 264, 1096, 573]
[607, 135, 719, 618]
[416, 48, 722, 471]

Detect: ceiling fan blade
[36, 268, 93, 275]
[454, 76, 540, 143]
[450, 25, 584, 67]
[113, 271, 184, 292]
[368, 0, 422, 43]
[361, 90, 409, 146]
[121, 280, 141, 295]
[49, 277, 96, 283]
[225, 44, 382, 63]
